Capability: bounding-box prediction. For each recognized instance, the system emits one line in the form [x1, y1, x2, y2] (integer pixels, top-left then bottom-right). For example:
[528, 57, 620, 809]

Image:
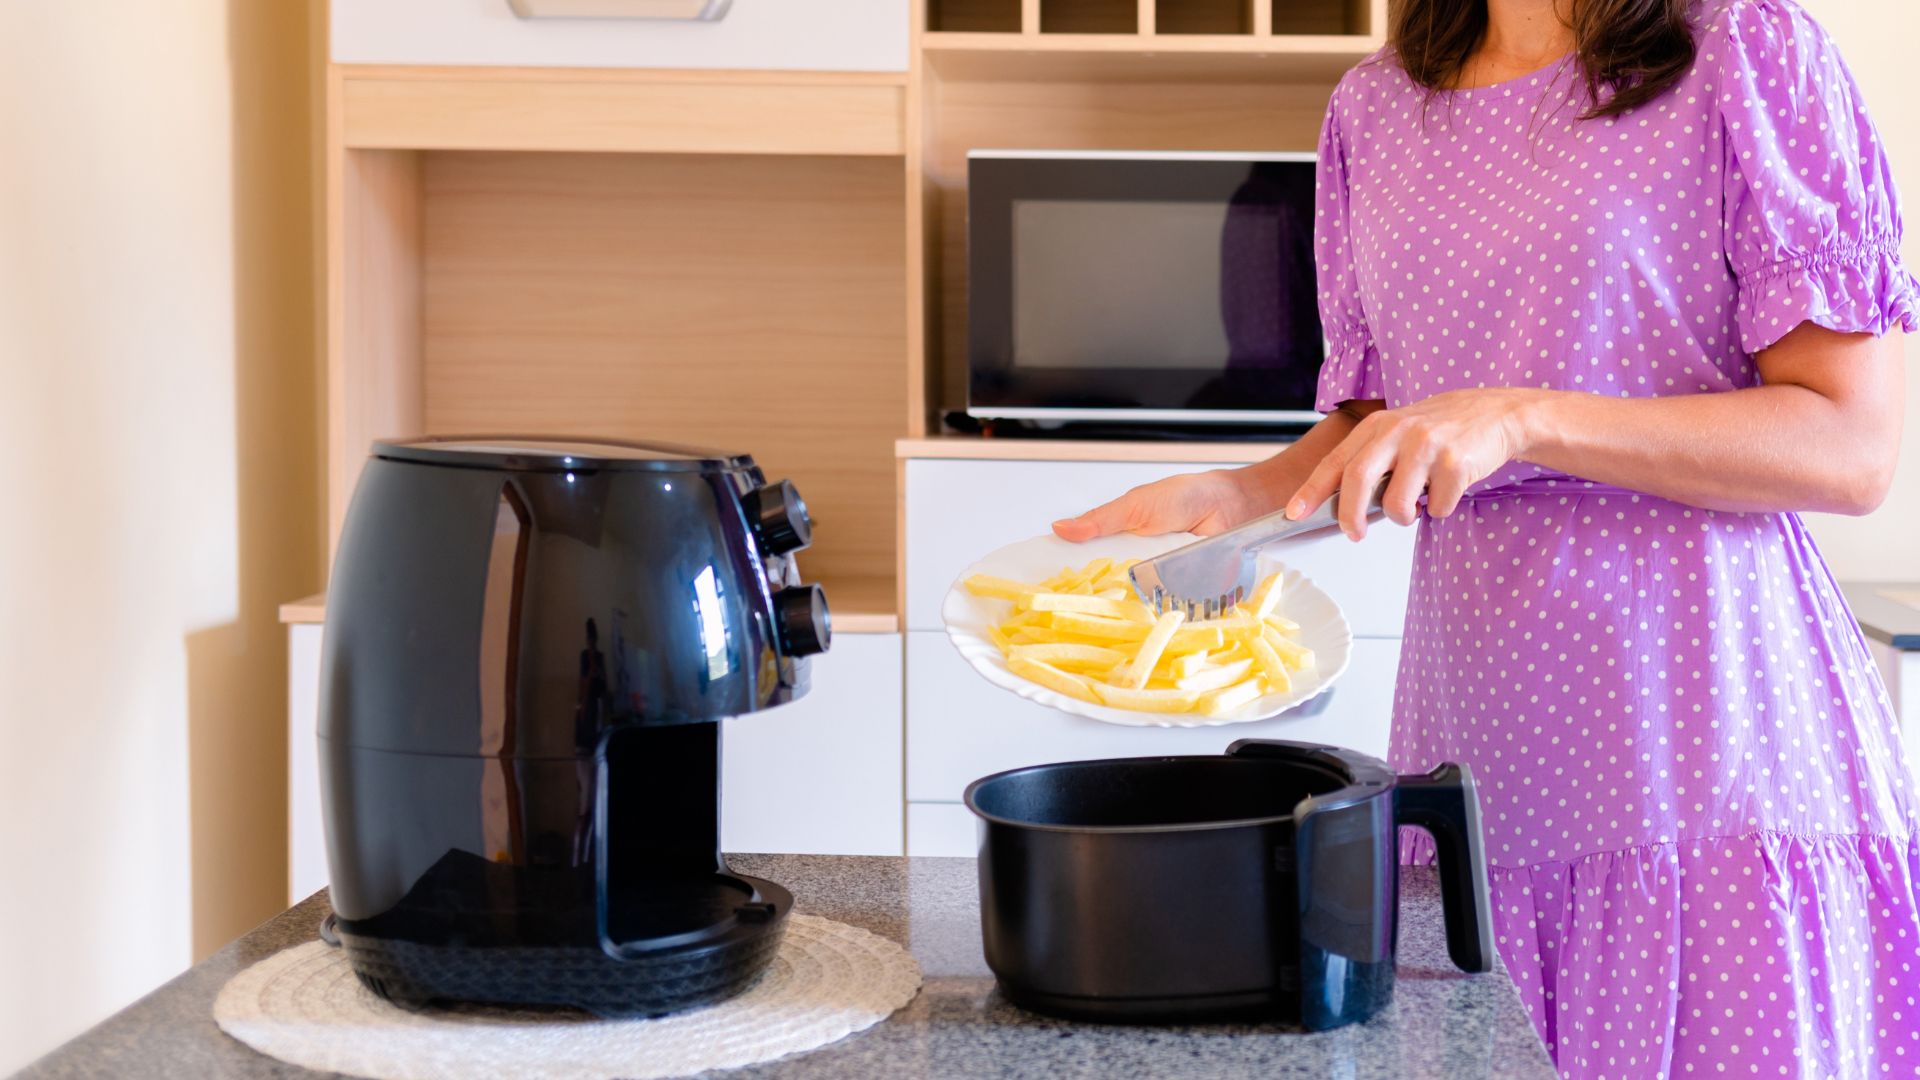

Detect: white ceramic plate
[941, 532, 1352, 728]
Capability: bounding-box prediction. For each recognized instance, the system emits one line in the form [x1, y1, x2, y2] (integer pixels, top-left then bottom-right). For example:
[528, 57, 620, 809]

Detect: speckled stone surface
[18, 856, 1555, 1079]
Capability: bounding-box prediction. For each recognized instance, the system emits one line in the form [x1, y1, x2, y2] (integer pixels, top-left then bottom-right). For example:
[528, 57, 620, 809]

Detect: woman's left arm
[1291, 322, 1907, 538]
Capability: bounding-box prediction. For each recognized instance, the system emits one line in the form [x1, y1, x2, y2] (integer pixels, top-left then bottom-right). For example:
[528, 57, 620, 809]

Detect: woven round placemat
[213, 914, 922, 1080]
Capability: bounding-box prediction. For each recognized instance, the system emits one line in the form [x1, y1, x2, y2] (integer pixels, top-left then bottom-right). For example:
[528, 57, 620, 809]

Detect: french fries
[964, 559, 1316, 717]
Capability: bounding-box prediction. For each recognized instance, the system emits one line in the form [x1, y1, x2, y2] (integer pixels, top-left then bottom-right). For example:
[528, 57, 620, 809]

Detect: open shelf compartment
[1156, 0, 1254, 34]
[925, 0, 1381, 38]
[927, 0, 1024, 32]
[1273, 0, 1370, 35]
[333, 147, 907, 626]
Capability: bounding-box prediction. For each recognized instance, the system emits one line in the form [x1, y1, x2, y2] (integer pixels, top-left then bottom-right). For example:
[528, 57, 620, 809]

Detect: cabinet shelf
[921, 31, 1379, 84]
[339, 65, 907, 156]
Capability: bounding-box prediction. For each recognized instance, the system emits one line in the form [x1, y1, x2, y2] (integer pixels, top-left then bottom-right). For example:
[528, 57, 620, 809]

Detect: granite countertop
[20, 855, 1555, 1079]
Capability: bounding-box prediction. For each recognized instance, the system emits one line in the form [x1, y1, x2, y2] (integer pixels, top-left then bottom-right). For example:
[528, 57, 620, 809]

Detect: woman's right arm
[1050, 401, 1379, 541]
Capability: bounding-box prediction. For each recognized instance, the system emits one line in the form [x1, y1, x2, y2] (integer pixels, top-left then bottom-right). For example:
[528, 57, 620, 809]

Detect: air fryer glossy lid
[374, 436, 754, 474]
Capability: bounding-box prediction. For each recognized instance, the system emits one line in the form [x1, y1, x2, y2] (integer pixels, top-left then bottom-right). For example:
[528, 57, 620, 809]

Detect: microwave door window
[1205, 167, 1324, 409]
[967, 153, 1325, 420]
[1004, 185, 1322, 411]
[1012, 199, 1231, 375]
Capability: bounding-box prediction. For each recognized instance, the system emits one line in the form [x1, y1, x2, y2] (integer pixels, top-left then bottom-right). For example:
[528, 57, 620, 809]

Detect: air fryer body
[318, 438, 826, 1015]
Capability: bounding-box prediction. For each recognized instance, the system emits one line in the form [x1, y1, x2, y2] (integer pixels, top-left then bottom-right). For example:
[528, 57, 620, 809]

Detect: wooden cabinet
[299, 0, 1411, 865]
[332, 0, 912, 71]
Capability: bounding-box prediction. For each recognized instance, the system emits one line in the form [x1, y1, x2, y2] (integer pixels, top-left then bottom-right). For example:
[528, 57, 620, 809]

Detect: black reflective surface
[963, 739, 1492, 1031]
[318, 438, 822, 1015]
[967, 154, 1325, 417]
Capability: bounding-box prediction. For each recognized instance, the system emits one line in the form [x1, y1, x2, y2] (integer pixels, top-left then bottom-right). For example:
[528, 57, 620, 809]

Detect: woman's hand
[1287, 389, 1540, 539]
[1051, 469, 1267, 541]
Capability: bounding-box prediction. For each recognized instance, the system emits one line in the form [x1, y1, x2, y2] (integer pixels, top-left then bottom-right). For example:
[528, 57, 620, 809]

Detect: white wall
[1798, 0, 1920, 582]
[0, 1, 319, 1072]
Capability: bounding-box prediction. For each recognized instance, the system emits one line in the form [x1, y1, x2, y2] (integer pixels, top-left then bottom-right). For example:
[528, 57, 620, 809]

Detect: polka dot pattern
[1310, 1, 1920, 1075]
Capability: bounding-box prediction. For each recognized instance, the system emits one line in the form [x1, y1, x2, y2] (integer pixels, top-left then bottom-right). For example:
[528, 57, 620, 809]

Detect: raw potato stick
[975, 555, 1313, 717]
[965, 573, 1039, 602]
[1007, 657, 1099, 704]
[1199, 678, 1264, 717]
[1120, 610, 1187, 689]
[1250, 573, 1286, 619]
[1248, 635, 1292, 694]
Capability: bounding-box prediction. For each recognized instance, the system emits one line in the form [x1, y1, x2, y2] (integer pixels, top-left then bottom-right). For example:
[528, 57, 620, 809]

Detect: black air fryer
[317, 436, 830, 1015]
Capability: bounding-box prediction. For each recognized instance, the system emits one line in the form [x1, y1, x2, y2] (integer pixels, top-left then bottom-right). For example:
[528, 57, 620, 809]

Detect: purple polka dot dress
[1312, 1, 1920, 1074]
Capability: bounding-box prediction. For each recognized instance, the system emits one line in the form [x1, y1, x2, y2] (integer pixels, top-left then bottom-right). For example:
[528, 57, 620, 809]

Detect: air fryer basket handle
[1393, 763, 1495, 973]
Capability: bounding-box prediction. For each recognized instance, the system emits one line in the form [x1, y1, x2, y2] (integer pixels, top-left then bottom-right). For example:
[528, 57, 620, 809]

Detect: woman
[1053, 0, 1919, 1074]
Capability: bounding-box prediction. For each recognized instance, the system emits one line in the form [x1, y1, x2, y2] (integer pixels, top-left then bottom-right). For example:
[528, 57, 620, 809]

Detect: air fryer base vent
[339, 920, 786, 1018]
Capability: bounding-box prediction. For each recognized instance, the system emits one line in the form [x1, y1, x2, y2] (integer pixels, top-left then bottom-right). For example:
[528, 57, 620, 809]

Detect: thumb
[1052, 498, 1134, 542]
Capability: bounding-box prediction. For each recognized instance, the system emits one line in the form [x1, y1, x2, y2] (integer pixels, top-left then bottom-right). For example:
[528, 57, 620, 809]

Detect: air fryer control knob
[774, 585, 831, 657]
[744, 480, 813, 556]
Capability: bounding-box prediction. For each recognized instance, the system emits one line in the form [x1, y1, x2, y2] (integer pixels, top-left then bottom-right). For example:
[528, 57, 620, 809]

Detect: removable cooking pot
[963, 739, 1494, 1030]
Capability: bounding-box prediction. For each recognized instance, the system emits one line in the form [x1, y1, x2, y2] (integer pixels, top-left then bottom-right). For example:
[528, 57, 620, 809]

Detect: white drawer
[333, 0, 910, 71]
[288, 624, 327, 904]
[722, 633, 903, 856]
[904, 458, 1416, 636]
[904, 630, 1400, 805]
[906, 802, 979, 858]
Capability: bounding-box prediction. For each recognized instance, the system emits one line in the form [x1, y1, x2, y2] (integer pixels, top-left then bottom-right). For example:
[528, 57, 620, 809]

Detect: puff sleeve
[1313, 89, 1387, 412]
[1715, 0, 1920, 355]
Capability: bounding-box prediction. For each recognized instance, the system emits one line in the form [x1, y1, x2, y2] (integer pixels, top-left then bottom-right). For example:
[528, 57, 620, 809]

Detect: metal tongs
[1128, 478, 1391, 618]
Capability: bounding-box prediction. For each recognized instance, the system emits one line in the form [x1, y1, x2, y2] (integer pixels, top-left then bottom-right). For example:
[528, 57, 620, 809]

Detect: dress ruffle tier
[1403, 827, 1920, 1077]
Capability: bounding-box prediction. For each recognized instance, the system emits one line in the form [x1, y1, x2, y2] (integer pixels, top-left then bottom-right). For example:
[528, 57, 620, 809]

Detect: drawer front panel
[334, 0, 910, 72]
[905, 630, 1401, 805]
[722, 633, 904, 856]
[904, 458, 1415, 636]
[906, 802, 979, 859]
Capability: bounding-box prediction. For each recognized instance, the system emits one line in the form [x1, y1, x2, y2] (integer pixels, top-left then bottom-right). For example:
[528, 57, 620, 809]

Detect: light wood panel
[925, 75, 1333, 413]
[897, 436, 1284, 462]
[906, 0, 934, 438]
[341, 66, 907, 156]
[329, 143, 426, 554]
[418, 151, 908, 590]
[923, 38, 1375, 82]
[279, 594, 327, 624]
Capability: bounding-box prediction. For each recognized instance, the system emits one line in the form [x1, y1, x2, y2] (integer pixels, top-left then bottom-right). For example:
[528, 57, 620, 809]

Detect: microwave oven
[966, 149, 1325, 428]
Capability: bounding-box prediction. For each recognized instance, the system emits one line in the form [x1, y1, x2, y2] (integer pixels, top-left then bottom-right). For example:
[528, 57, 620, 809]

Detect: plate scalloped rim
[939, 531, 1353, 729]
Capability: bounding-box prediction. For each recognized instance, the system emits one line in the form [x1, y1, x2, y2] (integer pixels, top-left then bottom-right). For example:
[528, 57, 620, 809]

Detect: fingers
[1424, 447, 1470, 519]
[1051, 500, 1126, 542]
[1288, 431, 1361, 521]
[1051, 484, 1153, 542]
[1380, 463, 1427, 528]
[1338, 430, 1401, 540]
